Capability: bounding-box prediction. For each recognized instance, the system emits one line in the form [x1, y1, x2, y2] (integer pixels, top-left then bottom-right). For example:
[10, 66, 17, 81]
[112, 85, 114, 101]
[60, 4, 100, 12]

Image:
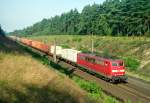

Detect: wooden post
[91, 33, 94, 53]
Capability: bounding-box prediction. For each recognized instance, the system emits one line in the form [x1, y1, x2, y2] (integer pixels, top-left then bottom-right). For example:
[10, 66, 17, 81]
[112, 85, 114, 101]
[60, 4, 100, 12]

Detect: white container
[16, 37, 20, 41]
[61, 49, 81, 62]
[9, 36, 16, 40]
[51, 45, 62, 55]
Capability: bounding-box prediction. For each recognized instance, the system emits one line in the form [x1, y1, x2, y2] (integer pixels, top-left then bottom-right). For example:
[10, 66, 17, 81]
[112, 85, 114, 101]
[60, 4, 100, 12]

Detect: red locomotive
[11, 36, 127, 83]
[77, 53, 127, 82]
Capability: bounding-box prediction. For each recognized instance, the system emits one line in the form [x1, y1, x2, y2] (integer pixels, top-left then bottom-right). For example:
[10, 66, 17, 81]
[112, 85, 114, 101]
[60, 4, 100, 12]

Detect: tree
[0, 25, 5, 36]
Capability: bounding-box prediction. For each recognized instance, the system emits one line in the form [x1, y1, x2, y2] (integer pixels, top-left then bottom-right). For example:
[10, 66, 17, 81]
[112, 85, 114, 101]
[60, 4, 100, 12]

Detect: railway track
[73, 68, 150, 103]
[17, 40, 150, 103]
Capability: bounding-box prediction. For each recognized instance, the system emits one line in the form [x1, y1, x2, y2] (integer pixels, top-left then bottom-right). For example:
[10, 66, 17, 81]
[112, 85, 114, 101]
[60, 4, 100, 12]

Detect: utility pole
[91, 32, 94, 53]
[53, 38, 57, 63]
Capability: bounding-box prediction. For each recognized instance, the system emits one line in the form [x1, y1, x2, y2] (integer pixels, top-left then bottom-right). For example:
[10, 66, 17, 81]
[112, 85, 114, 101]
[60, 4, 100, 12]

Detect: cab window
[118, 62, 123, 66]
[112, 62, 117, 66]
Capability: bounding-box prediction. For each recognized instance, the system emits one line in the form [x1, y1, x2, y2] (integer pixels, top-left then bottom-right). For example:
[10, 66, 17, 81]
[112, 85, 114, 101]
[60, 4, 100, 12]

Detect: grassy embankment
[19, 37, 120, 103]
[0, 36, 94, 103]
[27, 35, 150, 81]
[0, 35, 121, 103]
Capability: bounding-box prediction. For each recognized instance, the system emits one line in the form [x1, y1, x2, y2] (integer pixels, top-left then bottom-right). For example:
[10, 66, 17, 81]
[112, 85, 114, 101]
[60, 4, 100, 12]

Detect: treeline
[0, 26, 5, 36]
[10, 0, 150, 36]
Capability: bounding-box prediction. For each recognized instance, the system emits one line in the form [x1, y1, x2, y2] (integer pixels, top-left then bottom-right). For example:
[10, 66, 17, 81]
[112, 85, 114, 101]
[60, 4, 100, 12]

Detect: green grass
[72, 76, 102, 101]
[72, 76, 119, 103]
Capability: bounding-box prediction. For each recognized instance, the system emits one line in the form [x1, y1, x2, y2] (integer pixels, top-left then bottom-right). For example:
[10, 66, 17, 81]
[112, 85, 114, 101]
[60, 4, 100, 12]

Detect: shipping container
[9, 36, 16, 40]
[61, 49, 81, 62]
[31, 40, 49, 52]
[16, 37, 21, 42]
[51, 45, 62, 55]
[40, 43, 49, 52]
[21, 38, 32, 46]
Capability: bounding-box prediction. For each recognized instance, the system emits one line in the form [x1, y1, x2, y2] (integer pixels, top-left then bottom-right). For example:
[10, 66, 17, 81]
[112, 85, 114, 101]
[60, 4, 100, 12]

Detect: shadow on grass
[49, 60, 76, 76]
[0, 36, 27, 55]
[0, 83, 78, 103]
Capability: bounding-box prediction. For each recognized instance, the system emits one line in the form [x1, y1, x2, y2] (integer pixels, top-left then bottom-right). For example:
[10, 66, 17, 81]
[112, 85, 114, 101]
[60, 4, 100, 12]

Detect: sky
[0, 0, 105, 32]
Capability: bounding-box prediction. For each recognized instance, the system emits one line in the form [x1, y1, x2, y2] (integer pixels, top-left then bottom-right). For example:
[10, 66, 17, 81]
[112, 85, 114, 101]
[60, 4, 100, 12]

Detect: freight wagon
[51, 46, 62, 55]
[21, 38, 32, 46]
[61, 49, 81, 62]
[31, 40, 49, 53]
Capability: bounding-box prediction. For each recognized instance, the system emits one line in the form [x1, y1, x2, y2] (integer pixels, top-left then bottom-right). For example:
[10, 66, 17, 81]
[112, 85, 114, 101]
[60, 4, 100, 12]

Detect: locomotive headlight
[120, 70, 125, 72]
[112, 70, 118, 72]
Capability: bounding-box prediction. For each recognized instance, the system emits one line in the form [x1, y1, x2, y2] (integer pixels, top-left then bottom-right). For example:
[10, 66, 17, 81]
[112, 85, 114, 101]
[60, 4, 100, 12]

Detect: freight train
[10, 36, 127, 83]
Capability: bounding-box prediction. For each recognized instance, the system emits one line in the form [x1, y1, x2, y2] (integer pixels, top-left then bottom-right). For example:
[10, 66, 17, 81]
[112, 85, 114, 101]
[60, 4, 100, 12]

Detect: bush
[123, 57, 140, 71]
[72, 76, 102, 100]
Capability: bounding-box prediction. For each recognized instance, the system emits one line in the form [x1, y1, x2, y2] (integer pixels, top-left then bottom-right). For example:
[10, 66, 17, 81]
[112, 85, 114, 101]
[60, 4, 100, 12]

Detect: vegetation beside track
[0, 36, 94, 103]
[0, 35, 122, 103]
[72, 76, 120, 103]
[21, 43, 120, 103]
[27, 35, 150, 81]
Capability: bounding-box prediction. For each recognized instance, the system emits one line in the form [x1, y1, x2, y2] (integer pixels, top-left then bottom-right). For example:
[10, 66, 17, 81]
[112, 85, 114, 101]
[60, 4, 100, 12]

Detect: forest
[9, 0, 150, 36]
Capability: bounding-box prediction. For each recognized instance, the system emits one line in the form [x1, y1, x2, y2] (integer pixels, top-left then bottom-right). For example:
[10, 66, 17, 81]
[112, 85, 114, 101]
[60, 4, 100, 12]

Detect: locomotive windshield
[112, 62, 123, 66]
[118, 62, 123, 66]
[112, 63, 117, 66]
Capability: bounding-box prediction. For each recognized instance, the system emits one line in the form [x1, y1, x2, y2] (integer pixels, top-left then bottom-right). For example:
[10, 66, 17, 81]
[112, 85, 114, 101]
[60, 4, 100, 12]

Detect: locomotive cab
[111, 60, 127, 82]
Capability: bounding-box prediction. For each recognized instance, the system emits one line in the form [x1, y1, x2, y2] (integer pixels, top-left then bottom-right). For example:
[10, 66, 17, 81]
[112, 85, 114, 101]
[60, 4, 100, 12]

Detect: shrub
[123, 57, 140, 71]
[72, 76, 102, 100]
